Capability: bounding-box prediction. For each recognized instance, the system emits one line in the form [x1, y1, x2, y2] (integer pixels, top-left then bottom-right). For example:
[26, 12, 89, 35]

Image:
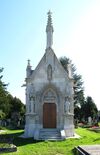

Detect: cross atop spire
[46, 10, 54, 49]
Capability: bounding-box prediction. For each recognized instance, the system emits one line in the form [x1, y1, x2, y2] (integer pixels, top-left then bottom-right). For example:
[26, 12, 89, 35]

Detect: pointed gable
[30, 47, 69, 84]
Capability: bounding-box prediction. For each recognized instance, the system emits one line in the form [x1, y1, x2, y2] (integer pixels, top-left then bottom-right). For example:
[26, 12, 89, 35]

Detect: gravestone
[88, 117, 92, 125]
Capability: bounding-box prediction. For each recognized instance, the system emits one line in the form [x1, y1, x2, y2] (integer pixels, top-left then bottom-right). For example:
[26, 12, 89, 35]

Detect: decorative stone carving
[64, 97, 70, 114]
[43, 89, 56, 102]
[47, 65, 52, 81]
[29, 84, 35, 96]
[30, 96, 35, 113]
[29, 84, 36, 113]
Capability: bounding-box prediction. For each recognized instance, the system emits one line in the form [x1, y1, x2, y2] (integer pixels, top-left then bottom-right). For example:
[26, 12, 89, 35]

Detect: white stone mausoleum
[23, 11, 74, 140]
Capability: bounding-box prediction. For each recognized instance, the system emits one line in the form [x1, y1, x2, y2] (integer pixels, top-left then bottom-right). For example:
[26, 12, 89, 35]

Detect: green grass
[0, 127, 100, 155]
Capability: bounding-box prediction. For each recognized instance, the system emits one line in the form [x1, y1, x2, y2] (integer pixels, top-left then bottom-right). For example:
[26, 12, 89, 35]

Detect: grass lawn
[0, 127, 100, 155]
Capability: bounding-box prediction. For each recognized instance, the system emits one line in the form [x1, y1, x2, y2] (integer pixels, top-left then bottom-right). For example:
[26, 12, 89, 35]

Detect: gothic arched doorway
[43, 103, 56, 128]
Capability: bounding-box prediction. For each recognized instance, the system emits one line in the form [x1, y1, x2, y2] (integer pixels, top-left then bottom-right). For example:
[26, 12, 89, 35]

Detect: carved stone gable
[43, 89, 56, 102]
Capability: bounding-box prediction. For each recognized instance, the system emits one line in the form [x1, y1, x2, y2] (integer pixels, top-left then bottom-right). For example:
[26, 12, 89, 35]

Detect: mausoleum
[23, 11, 74, 140]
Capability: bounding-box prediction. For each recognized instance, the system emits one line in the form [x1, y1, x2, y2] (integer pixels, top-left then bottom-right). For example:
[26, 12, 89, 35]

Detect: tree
[0, 68, 10, 118]
[0, 110, 6, 120]
[59, 56, 99, 123]
[0, 67, 25, 128]
[59, 56, 85, 121]
[0, 68, 8, 92]
[82, 96, 98, 121]
[9, 97, 25, 128]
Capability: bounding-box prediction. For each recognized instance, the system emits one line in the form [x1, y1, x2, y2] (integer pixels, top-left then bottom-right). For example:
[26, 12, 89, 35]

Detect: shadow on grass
[93, 138, 100, 142]
[88, 129, 100, 133]
[14, 137, 43, 147]
[0, 131, 44, 148]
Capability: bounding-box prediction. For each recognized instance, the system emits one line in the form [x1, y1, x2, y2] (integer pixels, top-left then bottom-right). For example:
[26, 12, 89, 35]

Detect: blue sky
[0, 0, 100, 110]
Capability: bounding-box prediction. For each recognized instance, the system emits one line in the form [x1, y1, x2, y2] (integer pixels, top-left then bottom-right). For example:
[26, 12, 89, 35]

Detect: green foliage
[59, 57, 85, 119]
[59, 56, 70, 72]
[0, 110, 6, 119]
[82, 96, 98, 121]
[8, 97, 25, 128]
[0, 68, 9, 118]
[59, 57, 98, 122]
[59, 56, 84, 104]
[0, 68, 25, 128]
[8, 96, 25, 116]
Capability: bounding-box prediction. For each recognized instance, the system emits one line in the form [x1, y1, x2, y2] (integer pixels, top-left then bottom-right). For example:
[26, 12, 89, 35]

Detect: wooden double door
[43, 103, 56, 128]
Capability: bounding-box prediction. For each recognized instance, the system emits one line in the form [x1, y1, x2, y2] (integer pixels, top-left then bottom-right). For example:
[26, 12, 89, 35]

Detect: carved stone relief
[47, 64, 52, 81]
[64, 97, 70, 114]
[29, 84, 36, 113]
[29, 97, 35, 113]
[43, 89, 56, 102]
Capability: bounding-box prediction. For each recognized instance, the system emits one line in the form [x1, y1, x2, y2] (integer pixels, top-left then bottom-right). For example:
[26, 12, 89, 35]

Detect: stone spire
[46, 10, 54, 49]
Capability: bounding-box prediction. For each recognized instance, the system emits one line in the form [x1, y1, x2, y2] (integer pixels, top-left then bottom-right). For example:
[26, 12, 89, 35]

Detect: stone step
[39, 129, 62, 140]
[77, 145, 100, 155]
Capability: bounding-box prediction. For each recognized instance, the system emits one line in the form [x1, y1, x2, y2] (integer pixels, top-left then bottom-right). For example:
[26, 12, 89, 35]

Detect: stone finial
[27, 59, 31, 67]
[46, 10, 54, 49]
[26, 59, 32, 78]
[47, 10, 53, 27]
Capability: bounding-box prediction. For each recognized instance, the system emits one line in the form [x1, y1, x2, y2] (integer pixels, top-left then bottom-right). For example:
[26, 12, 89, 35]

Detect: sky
[0, 0, 100, 110]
